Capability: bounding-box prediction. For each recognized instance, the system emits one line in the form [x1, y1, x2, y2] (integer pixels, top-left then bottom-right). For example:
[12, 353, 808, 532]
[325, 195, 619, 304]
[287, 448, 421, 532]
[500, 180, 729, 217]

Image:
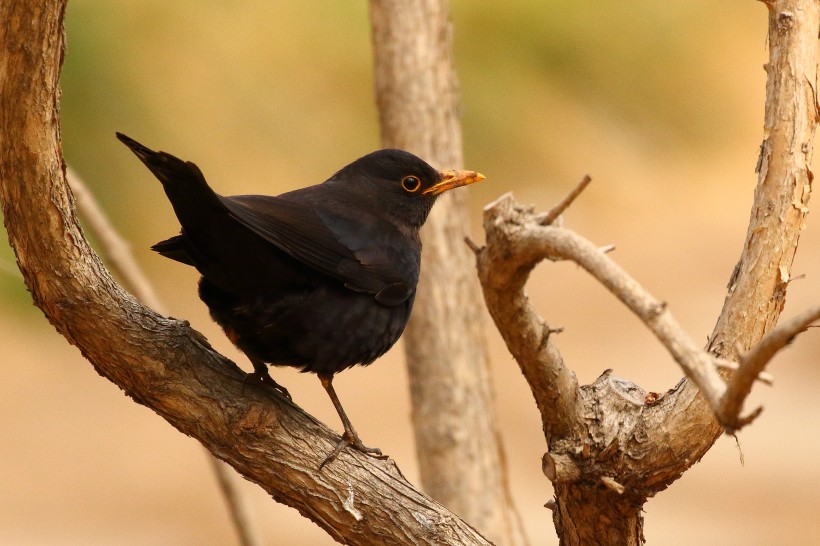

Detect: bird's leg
[242, 355, 291, 401]
[318, 373, 386, 469]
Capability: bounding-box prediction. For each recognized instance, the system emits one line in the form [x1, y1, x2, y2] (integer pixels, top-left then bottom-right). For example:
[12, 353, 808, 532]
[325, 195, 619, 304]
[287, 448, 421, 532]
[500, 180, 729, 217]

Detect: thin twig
[66, 167, 262, 546]
[68, 167, 164, 311]
[463, 236, 481, 254]
[718, 305, 820, 430]
[539, 175, 592, 225]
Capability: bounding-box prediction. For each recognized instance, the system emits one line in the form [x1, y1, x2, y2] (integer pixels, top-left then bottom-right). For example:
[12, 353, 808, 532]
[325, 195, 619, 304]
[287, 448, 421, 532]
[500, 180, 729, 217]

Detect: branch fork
[477, 183, 818, 441]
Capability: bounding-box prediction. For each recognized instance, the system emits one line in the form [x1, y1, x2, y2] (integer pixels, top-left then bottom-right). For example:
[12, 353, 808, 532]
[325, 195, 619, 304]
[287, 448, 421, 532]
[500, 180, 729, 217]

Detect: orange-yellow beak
[423, 170, 486, 196]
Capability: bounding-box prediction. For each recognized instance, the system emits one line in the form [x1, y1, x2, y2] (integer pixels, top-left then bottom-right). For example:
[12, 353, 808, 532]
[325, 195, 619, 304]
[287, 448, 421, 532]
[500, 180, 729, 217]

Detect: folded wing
[221, 194, 418, 306]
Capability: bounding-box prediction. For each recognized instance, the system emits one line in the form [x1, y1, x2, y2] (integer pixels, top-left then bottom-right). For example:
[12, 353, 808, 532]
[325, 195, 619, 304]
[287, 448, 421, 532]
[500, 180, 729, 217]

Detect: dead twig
[539, 175, 592, 226]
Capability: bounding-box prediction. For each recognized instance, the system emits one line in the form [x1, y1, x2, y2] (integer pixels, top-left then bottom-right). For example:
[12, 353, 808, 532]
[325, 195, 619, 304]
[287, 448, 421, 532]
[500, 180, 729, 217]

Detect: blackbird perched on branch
[116, 133, 484, 467]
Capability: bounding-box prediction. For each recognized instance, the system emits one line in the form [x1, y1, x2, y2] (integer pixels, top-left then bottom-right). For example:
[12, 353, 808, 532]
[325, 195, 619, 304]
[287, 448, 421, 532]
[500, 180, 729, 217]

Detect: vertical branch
[709, 0, 818, 360]
[674, 0, 819, 442]
[370, 2, 528, 544]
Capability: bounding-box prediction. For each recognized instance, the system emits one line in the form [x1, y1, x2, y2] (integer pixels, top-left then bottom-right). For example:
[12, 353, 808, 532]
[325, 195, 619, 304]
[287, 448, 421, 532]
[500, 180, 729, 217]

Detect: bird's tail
[116, 132, 226, 226]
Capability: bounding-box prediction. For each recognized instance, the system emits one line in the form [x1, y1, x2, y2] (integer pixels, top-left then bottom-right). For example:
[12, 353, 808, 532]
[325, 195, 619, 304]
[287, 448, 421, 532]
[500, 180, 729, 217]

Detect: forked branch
[478, 186, 818, 437]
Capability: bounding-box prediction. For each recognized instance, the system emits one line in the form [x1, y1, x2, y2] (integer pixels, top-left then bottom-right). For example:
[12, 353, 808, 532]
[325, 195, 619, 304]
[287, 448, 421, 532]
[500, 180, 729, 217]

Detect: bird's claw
[242, 371, 292, 401]
[319, 432, 387, 470]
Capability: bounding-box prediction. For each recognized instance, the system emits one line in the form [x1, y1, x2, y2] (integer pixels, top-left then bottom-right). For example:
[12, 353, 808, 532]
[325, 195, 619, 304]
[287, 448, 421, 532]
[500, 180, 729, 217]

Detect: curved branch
[478, 188, 810, 436]
[481, 195, 728, 409]
[0, 3, 491, 545]
[671, 0, 819, 445]
[476, 194, 582, 440]
[68, 167, 261, 546]
[707, 0, 818, 370]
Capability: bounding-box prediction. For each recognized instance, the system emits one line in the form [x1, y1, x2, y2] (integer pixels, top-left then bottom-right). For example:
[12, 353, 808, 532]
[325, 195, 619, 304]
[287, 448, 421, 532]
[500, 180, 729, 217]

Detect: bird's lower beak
[423, 170, 486, 196]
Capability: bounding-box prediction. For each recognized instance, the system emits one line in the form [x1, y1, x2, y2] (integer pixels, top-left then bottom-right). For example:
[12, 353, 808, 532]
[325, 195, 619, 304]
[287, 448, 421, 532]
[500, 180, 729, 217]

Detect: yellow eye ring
[401, 175, 422, 192]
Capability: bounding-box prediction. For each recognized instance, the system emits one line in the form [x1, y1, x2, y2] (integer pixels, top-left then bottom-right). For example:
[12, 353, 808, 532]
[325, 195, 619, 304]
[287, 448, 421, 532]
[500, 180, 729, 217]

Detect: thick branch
[68, 167, 261, 546]
[672, 0, 819, 445]
[708, 0, 818, 371]
[0, 3, 491, 545]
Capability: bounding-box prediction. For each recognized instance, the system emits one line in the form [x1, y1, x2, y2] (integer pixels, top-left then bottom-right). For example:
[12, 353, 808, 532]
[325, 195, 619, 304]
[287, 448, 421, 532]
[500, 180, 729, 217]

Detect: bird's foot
[319, 431, 387, 470]
[242, 370, 292, 401]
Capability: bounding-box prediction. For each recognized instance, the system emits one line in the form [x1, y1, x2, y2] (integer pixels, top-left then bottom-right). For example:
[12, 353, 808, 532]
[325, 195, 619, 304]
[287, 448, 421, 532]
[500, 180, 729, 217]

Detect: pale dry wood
[477, 195, 582, 440]
[0, 2, 492, 544]
[480, 194, 729, 416]
[475, 1, 818, 544]
[669, 0, 819, 451]
[370, 2, 528, 545]
[538, 175, 591, 226]
[67, 167, 261, 546]
[713, 360, 774, 385]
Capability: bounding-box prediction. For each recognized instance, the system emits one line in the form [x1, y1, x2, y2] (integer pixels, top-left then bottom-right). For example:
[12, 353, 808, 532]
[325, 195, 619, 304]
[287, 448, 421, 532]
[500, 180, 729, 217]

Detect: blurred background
[2, 1, 819, 544]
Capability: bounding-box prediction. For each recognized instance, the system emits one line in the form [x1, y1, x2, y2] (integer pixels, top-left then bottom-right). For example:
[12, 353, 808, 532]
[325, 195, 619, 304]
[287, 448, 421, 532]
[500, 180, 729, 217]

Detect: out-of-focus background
[2, 1, 819, 544]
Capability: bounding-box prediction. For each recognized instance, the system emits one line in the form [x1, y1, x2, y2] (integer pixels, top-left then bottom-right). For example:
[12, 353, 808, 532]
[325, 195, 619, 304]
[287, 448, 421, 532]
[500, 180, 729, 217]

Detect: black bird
[116, 133, 484, 466]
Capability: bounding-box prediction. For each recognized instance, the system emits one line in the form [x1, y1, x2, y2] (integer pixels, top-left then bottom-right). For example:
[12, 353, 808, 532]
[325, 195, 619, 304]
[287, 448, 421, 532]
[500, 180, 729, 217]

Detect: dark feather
[221, 194, 417, 304]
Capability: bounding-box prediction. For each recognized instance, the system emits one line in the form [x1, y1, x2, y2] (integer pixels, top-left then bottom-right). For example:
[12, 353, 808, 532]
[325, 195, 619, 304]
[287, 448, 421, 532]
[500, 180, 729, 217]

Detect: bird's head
[329, 149, 485, 228]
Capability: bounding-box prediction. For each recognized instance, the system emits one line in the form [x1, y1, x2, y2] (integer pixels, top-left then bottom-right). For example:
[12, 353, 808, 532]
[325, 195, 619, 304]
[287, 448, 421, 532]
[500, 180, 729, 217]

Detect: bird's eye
[401, 175, 422, 193]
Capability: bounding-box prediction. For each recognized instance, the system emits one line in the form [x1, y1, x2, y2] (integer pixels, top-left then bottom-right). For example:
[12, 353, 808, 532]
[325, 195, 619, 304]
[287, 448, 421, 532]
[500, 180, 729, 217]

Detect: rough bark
[0, 2, 492, 544]
[475, 0, 818, 544]
[68, 168, 262, 546]
[668, 0, 818, 454]
[370, 2, 527, 545]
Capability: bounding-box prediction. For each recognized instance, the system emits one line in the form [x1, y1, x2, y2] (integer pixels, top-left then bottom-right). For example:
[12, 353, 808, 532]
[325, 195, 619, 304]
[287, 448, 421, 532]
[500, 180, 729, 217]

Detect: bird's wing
[220, 194, 417, 305]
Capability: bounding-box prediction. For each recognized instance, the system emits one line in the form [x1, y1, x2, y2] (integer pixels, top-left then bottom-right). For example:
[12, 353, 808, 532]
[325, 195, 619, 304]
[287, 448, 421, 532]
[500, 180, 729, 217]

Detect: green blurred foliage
[0, 0, 765, 316]
[3, 1, 765, 311]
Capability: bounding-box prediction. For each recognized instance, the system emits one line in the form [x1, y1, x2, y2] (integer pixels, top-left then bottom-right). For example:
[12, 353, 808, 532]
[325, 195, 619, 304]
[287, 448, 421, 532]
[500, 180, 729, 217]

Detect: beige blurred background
[2, 1, 819, 544]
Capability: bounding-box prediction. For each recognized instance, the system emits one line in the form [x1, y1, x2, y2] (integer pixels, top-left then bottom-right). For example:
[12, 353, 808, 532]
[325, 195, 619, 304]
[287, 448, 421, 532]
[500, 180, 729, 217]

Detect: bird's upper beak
[423, 170, 486, 196]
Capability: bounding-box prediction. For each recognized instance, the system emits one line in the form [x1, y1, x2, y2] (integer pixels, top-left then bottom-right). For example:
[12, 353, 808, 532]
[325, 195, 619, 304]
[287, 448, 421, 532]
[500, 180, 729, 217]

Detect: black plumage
[116, 132, 484, 465]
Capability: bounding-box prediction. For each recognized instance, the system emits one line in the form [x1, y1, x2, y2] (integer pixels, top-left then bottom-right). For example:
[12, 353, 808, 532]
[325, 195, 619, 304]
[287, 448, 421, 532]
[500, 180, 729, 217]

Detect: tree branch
[484, 199, 729, 410]
[67, 167, 261, 546]
[0, 3, 492, 544]
[718, 305, 820, 430]
[667, 0, 819, 447]
[479, 188, 818, 451]
[475, 2, 818, 542]
[370, 2, 527, 544]
[476, 194, 583, 440]
[538, 175, 591, 226]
